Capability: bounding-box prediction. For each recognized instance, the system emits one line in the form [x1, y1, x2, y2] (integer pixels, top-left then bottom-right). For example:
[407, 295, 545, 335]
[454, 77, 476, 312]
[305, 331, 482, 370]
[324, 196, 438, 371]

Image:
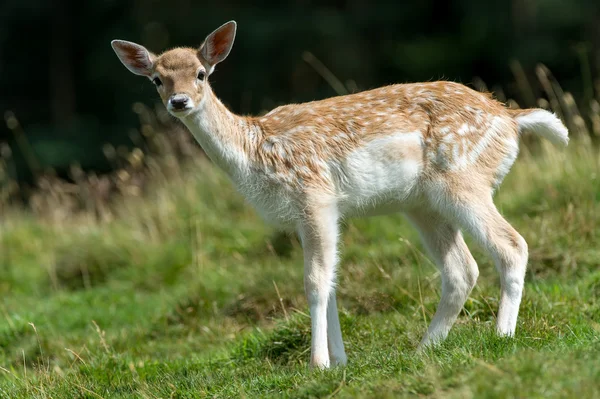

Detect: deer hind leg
[433, 189, 528, 337]
[297, 200, 341, 369]
[405, 210, 479, 347]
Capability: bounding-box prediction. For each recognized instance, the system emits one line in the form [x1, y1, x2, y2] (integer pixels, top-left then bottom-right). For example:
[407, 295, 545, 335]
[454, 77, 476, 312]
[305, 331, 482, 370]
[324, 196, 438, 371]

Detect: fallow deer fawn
[112, 21, 569, 369]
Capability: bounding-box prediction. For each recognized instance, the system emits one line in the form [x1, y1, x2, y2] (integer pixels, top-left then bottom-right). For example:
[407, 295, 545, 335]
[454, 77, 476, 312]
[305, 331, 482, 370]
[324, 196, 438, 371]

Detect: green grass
[1, 139, 599, 398]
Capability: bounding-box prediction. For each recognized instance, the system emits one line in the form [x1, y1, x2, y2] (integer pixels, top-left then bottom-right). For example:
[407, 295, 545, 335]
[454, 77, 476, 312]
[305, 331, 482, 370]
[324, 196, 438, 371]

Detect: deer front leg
[327, 292, 347, 366]
[298, 202, 339, 369]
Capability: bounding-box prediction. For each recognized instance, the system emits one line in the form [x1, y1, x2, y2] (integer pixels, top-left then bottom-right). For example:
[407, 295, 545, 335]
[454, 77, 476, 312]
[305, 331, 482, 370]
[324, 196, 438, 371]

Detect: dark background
[1, 0, 599, 182]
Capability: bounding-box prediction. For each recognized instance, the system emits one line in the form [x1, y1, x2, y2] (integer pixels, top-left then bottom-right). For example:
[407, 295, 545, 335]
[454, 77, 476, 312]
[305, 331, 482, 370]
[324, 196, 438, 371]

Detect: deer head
[111, 21, 237, 117]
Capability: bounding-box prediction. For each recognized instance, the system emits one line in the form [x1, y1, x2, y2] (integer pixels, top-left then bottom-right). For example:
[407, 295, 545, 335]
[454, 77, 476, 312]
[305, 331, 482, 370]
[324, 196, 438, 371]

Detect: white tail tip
[515, 110, 569, 147]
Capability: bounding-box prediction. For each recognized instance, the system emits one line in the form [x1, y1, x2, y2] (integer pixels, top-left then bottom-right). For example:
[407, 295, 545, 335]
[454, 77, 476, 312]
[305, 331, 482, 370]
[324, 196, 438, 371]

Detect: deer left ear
[199, 21, 237, 74]
[111, 40, 156, 77]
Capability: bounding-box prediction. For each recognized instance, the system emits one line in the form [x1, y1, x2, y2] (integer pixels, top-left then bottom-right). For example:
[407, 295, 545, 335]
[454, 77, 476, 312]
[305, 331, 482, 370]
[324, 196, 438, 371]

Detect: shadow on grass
[231, 313, 312, 366]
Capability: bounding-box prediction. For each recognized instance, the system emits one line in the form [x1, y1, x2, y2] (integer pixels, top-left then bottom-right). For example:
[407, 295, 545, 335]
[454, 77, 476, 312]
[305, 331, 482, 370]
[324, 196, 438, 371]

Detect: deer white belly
[335, 132, 424, 217]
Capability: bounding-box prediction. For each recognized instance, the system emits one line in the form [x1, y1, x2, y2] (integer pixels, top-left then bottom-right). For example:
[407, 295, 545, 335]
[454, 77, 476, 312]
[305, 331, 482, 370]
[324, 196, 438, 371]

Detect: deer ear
[111, 40, 156, 77]
[199, 21, 237, 73]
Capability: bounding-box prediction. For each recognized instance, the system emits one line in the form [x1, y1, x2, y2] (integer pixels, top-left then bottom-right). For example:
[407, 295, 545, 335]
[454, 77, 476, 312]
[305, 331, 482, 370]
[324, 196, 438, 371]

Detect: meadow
[1, 72, 600, 398]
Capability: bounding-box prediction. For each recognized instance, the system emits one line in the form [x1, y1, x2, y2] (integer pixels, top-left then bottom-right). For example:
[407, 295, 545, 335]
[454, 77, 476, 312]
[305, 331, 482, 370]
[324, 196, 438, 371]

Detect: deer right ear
[111, 40, 156, 77]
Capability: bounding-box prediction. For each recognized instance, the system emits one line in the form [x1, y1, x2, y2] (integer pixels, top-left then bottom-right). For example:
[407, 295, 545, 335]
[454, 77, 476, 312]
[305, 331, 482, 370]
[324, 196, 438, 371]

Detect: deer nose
[169, 94, 190, 111]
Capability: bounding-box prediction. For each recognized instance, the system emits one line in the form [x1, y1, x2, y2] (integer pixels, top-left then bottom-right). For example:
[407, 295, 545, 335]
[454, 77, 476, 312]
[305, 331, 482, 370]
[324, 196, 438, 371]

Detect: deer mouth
[167, 103, 195, 118]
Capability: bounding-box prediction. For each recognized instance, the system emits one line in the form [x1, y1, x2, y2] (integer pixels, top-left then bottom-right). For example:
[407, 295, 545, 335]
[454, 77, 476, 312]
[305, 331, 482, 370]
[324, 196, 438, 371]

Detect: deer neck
[180, 85, 259, 179]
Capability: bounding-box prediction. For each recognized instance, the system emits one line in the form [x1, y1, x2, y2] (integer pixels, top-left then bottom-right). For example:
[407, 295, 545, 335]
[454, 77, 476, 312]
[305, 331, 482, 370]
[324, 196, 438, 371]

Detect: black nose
[170, 95, 189, 110]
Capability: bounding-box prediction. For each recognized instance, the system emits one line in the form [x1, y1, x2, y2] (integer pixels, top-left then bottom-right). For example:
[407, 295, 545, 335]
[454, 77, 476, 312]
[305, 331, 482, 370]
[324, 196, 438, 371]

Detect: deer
[111, 21, 569, 369]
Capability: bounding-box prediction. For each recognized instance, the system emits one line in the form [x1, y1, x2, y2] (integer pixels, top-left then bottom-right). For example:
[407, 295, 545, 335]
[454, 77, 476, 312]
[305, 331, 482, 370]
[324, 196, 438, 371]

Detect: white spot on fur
[453, 116, 506, 170]
[457, 123, 469, 135]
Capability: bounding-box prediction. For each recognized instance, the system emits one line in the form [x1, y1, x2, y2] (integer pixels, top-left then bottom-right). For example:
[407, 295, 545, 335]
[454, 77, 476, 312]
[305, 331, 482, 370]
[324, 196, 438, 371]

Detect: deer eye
[152, 77, 162, 87]
[197, 71, 205, 81]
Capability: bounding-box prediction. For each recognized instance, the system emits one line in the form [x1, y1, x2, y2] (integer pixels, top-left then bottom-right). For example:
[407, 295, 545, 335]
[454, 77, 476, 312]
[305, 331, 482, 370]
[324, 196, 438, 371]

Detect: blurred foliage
[0, 0, 599, 183]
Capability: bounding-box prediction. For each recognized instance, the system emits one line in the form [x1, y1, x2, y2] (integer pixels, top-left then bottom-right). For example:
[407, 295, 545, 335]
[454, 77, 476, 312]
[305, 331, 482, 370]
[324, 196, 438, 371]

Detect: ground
[1, 137, 599, 398]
